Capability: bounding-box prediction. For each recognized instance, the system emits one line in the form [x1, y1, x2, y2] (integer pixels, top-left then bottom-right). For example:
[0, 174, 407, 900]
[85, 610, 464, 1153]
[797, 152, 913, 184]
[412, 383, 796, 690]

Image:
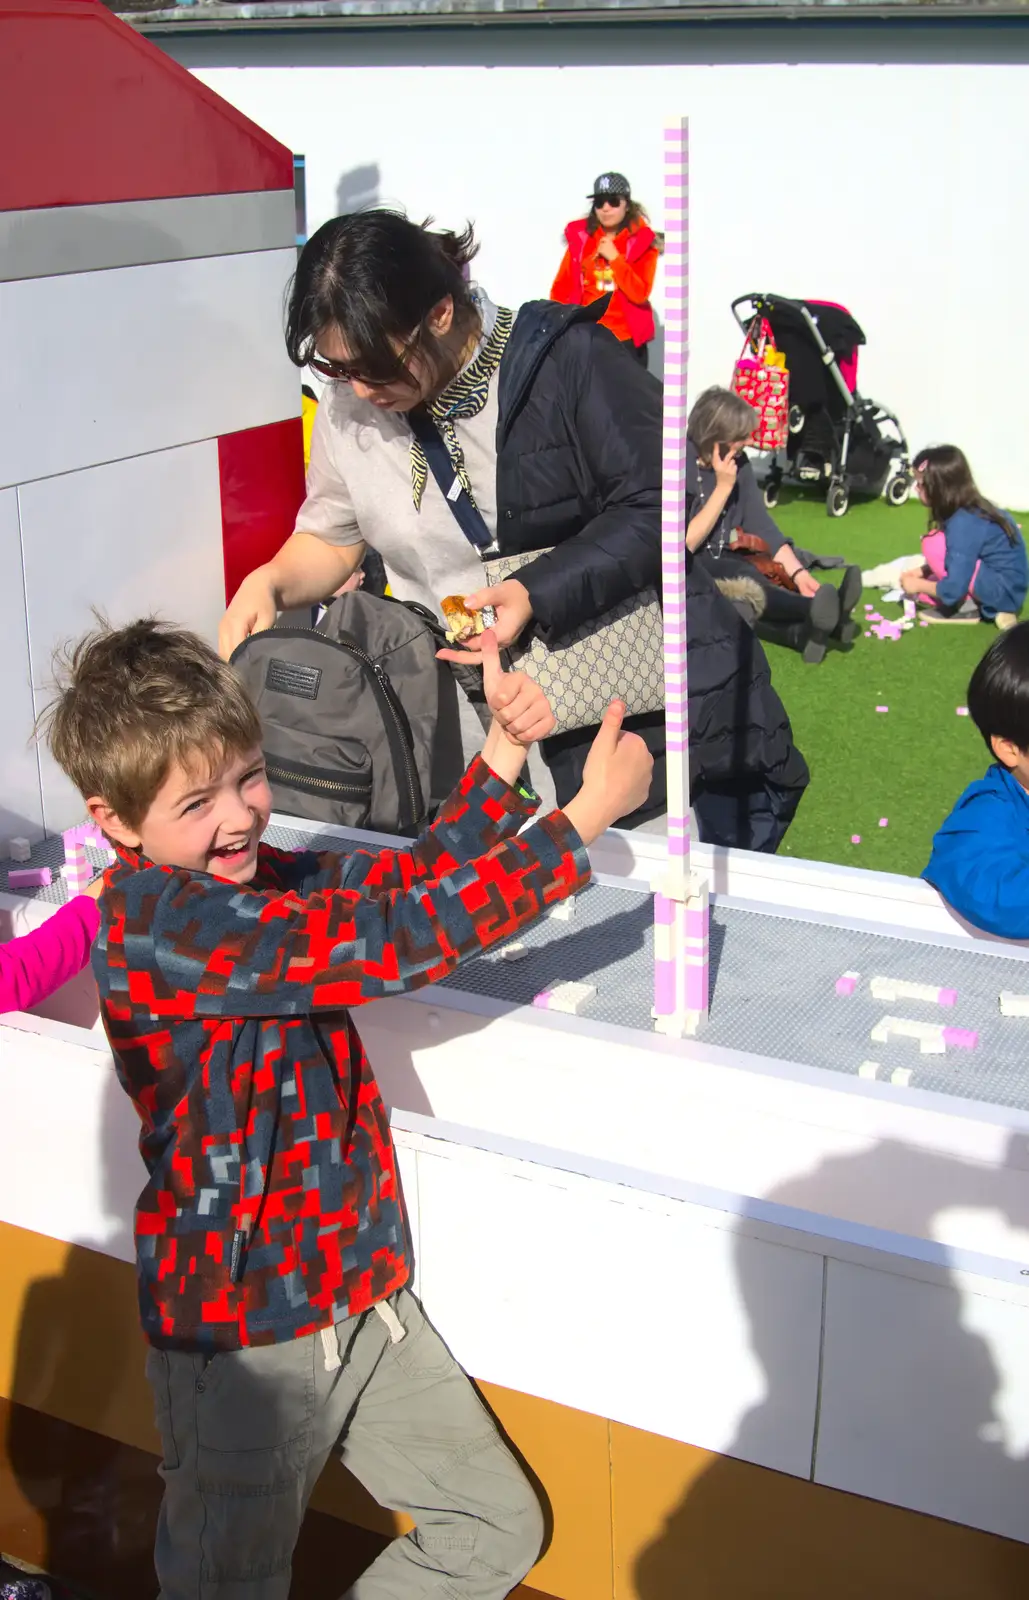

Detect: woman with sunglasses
[550, 172, 659, 368]
[219, 209, 809, 850]
[686, 388, 863, 666]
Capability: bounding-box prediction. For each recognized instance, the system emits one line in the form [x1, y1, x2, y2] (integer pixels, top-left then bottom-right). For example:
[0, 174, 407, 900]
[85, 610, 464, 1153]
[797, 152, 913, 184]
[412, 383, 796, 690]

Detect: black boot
[833, 564, 863, 644]
[802, 582, 842, 664]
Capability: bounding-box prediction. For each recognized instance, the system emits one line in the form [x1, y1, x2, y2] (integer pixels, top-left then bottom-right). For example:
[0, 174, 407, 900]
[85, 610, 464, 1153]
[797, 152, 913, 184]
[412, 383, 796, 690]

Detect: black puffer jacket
[494, 299, 808, 850]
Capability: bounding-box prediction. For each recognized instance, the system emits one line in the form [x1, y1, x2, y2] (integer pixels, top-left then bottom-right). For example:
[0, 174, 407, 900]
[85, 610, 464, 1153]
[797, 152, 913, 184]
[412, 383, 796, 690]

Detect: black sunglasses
[593, 194, 627, 208]
[309, 353, 408, 387]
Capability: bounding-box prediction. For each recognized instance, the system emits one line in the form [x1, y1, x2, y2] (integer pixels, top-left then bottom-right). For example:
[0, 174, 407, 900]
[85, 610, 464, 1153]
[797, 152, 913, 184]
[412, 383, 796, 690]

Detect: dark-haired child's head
[42, 619, 271, 883]
[967, 621, 1029, 789]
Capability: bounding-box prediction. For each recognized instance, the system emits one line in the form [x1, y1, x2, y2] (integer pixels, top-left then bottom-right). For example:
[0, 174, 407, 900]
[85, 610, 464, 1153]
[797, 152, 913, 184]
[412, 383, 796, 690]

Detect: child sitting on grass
[42, 616, 651, 1600]
[924, 621, 1029, 938]
[901, 445, 1027, 628]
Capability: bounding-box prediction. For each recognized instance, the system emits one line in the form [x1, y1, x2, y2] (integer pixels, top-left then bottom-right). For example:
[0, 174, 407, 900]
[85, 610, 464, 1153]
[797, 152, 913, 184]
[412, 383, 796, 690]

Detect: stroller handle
[730, 292, 855, 412]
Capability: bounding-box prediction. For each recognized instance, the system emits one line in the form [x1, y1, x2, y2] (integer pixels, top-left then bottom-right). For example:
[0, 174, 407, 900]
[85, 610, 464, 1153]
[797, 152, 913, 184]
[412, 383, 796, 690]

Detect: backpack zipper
[233, 628, 423, 831]
[265, 759, 372, 801]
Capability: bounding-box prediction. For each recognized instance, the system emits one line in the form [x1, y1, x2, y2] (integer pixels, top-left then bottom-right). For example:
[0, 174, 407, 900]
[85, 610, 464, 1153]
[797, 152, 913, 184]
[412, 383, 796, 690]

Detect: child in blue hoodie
[924, 622, 1029, 936]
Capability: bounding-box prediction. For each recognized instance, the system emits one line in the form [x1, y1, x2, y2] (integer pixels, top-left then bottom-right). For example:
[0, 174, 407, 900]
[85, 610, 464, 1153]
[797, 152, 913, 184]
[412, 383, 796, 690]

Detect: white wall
[187, 59, 1029, 510]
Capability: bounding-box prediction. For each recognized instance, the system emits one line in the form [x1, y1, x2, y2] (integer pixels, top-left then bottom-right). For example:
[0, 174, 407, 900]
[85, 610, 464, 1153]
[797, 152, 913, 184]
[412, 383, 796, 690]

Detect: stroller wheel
[788, 404, 805, 435]
[885, 473, 912, 507]
[763, 480, 780, 509]
[827, 480, 850, 518]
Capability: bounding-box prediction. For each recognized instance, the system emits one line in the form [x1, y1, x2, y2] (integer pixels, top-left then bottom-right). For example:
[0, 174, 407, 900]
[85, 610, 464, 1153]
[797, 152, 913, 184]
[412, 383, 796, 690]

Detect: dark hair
[285, 209, 480, 388]
[586, 198, 650, 237]
[967, 622, 1029, 754]
[913, 444, 1016, 543]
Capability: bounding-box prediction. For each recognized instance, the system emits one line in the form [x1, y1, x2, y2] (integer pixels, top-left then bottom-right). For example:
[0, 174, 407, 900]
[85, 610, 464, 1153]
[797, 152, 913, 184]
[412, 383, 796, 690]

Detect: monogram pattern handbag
[408, 405, 665, 737]
[484, 550, 664, 736]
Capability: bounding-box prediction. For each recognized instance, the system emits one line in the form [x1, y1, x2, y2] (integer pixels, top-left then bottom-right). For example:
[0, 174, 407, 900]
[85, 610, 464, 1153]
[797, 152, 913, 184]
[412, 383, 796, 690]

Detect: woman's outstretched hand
[460, 579, 533, 649]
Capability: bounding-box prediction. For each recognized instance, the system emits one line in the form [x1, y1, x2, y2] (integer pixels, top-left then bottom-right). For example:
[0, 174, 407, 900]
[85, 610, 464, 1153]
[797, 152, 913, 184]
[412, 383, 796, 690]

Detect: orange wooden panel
[0, 1222, 157, 1458]
[611, 1420, 1029, 1600]
[478, 1381, 613, 1600]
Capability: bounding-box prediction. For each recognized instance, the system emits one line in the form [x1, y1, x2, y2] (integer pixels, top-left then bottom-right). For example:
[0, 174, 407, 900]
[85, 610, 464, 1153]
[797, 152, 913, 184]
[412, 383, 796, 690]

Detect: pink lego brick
[939, 988, 957, 1008]
[942, 1027, 978, 1050]
[835, 971, 860, 997]
[875, 705, 889, 713]
[850, 834, 862, 844]
[956, 706, 969, 717]
[8, 867, 52, 888]
[879, 818, 889, 828]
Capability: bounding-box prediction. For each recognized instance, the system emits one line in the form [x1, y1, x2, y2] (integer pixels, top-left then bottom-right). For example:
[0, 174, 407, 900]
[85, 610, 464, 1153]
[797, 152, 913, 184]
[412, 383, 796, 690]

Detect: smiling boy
[43, 617, 651, 1600]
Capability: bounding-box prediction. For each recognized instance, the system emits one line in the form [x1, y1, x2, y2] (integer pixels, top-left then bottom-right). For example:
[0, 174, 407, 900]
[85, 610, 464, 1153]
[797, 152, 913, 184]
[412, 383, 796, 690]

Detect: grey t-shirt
[294, 290, 501, 628]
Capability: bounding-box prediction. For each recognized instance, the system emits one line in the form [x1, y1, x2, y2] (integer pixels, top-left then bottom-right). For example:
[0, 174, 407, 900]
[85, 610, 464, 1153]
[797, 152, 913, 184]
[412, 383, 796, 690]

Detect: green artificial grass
[760, 490, 1028, 878]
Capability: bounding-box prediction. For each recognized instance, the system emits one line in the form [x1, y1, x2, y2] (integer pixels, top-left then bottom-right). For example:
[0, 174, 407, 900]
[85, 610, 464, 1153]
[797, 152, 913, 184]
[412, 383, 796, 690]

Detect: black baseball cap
[589, 172, 631, 201]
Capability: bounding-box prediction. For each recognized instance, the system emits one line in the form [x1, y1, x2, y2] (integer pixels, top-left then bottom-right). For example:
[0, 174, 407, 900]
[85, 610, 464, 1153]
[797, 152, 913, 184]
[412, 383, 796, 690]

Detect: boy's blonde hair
[41, 618, 262, 829]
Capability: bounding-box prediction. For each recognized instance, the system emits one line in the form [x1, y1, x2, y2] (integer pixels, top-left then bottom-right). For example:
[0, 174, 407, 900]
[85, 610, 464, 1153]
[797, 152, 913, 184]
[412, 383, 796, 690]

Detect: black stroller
[731, 293, 911, 518]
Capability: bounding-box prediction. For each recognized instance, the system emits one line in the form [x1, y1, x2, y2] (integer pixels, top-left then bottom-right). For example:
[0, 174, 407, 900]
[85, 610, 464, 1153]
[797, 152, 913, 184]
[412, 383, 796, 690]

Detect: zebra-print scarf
[410, 302, 514, 512]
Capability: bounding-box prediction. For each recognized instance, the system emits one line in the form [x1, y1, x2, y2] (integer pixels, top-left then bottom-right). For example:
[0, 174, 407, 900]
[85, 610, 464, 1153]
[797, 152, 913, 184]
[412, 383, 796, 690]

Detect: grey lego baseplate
[1, 833, 112, 906]
[9, 822, 1029, 1113]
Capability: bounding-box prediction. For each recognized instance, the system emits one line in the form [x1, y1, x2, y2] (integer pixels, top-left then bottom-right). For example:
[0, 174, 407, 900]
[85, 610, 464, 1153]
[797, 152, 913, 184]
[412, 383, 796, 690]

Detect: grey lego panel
[9, 821, 1029, 1112]
[1, 833, 111, 906]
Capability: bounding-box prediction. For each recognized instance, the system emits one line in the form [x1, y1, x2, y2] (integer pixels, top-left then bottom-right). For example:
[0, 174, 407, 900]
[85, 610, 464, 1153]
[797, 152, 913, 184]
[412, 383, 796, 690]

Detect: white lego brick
[858, 1061, 880, 1080]
[890, 1068, 913, 1088]
[870, 1016, 946, 1056]
[547, 898, 576, 922]
[9, 837, 31, 863]
[500, 942, 529, 962]
[870, 976, 956, 1007]
[534, 981, 596, 1016]
[999, 991, 1029, 1018]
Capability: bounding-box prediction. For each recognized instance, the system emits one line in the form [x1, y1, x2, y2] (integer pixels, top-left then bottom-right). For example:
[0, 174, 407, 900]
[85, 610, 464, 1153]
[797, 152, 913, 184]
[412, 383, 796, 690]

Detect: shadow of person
[634, 1135, 1029, 1598]
[335, 164, 381, 217]
[6, 1066, 159, 1597]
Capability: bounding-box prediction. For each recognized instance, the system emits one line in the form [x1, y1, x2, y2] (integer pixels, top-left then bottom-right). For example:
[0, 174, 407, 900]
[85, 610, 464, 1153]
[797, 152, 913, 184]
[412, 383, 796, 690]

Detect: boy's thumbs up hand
[563, 700, 654, 846]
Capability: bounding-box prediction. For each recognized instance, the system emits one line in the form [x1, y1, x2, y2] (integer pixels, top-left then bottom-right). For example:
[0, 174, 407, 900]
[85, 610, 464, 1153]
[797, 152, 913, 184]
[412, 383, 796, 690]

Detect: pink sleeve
[0, 897, 100, 1015]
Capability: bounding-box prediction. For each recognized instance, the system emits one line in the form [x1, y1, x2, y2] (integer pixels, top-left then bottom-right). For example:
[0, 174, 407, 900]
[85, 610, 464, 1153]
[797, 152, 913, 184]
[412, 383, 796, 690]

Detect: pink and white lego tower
[0, 0, 306, 842]
[652, 118, 710, 1038]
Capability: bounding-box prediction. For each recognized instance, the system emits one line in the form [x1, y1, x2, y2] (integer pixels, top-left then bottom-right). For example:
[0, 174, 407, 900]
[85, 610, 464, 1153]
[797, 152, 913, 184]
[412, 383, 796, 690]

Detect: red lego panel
[219, 416, 307, 604]
[0, 0, 293, 212]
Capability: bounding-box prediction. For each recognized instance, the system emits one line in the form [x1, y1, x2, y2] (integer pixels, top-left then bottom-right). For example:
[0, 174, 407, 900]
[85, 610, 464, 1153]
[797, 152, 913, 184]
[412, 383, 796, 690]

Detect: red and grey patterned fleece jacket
[93, 756, 589, 1354]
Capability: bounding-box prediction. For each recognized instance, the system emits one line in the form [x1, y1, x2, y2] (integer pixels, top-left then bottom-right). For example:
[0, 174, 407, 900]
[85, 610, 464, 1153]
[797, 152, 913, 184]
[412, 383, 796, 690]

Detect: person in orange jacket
[551, 171, 660, 367]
